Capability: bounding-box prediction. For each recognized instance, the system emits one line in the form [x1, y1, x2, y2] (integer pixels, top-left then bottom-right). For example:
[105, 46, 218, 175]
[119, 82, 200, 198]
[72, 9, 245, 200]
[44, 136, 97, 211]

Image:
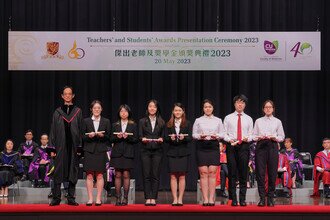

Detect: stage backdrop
[8, 31, 320, 71]
[1, 0, 330, 191]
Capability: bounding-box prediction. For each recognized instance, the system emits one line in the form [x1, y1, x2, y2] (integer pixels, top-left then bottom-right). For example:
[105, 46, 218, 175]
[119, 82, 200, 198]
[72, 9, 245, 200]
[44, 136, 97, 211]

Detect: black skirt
[84, 151, 107, 172]
[196, 140, 220, 166]
[168, 156, 189, 173]
[0, 170, 15, 187]
[110, 156, 134, 170]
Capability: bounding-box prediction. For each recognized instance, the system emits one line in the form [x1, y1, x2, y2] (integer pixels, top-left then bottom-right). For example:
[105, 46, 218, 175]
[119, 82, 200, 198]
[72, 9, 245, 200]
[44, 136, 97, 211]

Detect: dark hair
[90, 100, 102, 110]
[233, 94, 248, 104]
[62, 86, 74, 94]
[201, 99, 214, 115]
[284, 138, 293, 143]
[323, 138, 330, 142]
[40, 133, 49, 138]
[167, 103, 187, 128]
[145, 99, 161, 117]
[117, 104, 134, 124]
[262, 99, 275, 115]
[25, 129, 33, 135]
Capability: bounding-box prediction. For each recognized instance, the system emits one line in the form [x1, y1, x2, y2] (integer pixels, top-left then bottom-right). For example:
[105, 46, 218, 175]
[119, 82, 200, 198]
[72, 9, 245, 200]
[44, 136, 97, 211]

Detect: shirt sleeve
[192, 119, 200, 139]
[276, 120, 285, 142]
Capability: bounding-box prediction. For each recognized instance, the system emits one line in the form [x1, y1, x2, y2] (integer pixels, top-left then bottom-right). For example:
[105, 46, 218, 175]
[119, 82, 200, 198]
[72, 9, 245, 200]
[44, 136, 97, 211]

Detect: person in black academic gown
[0, 139, 24, 197]
[110, 104, 139, 206]
[18, 129, 38, 181]
[49, 86, 83, 206]
[82, 100, 111, 206]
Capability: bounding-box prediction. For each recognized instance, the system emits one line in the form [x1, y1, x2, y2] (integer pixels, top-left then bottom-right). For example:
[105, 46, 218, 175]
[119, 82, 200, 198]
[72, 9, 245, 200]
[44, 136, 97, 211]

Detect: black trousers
[52, 180, 76, 201]
[255, 140, 279, 199]
[226, 142, 250, 202]
[220, 164, 228, 191]
[140, 148, 163, 199]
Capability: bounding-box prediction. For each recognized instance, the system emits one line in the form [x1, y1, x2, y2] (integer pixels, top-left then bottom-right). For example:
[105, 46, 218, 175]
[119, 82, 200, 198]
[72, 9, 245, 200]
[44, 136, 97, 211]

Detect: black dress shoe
[95, 202, 102, 206]
[177, 203, 183, 206]
[67, 200, 79, 206]
[49, 199, 61, 206]
[202, 203, 208, 206]
[121, 197, 128, 206]
[219, 191, 228, 198]
[150, 202, 156, 206]
[231, 200, 238, 206]
[172, 203, 178, 206]
[86, 202, 93, 206]
[48, 192, 53, 198]
[267, 198, 275, 207]
[240, 201, 247, 206]
[208, 203, 215, 206]
[145, 203, 152, 206]
[257, 199, 266, 207]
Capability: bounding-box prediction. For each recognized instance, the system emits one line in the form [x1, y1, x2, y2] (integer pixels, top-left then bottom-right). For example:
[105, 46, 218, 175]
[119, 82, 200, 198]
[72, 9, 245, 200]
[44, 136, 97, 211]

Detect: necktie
[237, 113, 242, 144]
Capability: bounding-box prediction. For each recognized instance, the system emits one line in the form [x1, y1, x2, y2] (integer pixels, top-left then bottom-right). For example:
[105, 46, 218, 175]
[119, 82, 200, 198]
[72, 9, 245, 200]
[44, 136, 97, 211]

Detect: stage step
[9, 179, 136, 204]
[196, 180, 321, 202]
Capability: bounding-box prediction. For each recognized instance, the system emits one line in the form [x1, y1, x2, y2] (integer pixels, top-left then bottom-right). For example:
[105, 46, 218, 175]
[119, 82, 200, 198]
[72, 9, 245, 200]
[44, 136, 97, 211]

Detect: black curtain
[1, 0, 330, 190]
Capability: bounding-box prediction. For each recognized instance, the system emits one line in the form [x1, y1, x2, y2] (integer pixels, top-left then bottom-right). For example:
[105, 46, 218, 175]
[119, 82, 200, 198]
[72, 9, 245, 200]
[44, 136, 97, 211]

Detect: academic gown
[49, 105, 82, 184]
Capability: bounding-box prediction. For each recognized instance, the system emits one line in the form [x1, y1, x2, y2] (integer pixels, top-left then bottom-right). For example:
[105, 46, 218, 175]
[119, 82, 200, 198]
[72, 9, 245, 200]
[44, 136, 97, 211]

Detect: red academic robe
[216, 151, 228, 186]
[265, 153, 292, 193]
[312, 151, 330, 196]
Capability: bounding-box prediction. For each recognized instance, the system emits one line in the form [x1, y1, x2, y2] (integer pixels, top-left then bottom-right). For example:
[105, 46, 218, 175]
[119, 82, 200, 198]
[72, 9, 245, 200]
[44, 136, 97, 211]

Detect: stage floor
[0, 191, 329, 220]
[0, 191, 329, 206]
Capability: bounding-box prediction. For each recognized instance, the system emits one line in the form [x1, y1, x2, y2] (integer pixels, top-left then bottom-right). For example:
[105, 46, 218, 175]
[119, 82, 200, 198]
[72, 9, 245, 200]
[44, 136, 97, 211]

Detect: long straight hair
[167, 103, 187, 128]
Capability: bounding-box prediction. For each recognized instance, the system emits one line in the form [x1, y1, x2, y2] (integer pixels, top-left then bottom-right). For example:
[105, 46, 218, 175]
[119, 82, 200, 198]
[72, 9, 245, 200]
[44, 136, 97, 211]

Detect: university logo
[264, 40, 279, 55]
[68, 40, 85, 59]
[290, 42, 313, 57]
[41, 42, 64, 59]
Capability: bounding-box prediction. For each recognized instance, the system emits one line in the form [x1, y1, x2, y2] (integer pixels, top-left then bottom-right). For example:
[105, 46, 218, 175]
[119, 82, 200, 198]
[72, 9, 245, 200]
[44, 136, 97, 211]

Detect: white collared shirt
[26, 141, 32, 146]
[41, 145, 48, 149]
[223, 111, 254, 142]
[91, 115, 101, 132]
[174, 119, 182, 135]
[149, 116, 156, 132]
[253, 115, 285, 142]
[192, 115, 224, 140]
[121, 120, 128, 133]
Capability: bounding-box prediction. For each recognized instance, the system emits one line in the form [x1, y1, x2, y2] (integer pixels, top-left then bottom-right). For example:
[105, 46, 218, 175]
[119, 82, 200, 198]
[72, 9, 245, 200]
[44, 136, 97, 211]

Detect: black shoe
[177, 203, 183, 206]
[202, 202, 208, 206]
[20, 175, 27, 181]
[67, 200, 79, 206]
[208, 203, 215, 206]
[115, 195, 121, 206]
[64, 192, 69, 198]
[240, 201, 247, 206]
[121, 197, 128, 206]
[86, 202, 93, 206]
[267, 198, 275, 207]
[231, 200, 238, 206]
[219, 191, 228, 198]
[150, 202, 156, 206]
[49, 199, 61, 206]
[258, 199, 265, 207]
[48, 192, 53, 198]
[95, 202, 102, 206]
[326, 194, 330, 199]
[285, 193, 291, 198]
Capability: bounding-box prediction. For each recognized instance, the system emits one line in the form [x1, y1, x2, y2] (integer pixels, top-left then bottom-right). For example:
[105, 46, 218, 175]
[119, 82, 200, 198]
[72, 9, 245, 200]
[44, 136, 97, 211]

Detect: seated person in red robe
[312, 138, 330, 198]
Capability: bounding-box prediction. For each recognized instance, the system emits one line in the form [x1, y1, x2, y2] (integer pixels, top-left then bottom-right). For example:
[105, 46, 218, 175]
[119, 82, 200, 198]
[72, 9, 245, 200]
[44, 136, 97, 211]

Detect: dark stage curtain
[1, 0, 330, 190]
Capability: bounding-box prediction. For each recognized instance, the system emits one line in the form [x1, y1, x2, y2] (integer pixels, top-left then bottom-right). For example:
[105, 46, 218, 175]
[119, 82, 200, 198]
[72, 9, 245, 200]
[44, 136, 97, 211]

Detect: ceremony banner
[8, 31, 320, 71]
